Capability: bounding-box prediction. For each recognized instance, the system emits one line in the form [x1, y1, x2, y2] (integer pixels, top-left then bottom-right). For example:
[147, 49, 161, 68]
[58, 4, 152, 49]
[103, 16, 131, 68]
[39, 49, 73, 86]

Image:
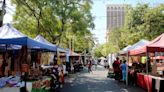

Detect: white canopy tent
[119, 39, 150, 55]
[34, 35, 68, 53]
[0, 24, 56, 51]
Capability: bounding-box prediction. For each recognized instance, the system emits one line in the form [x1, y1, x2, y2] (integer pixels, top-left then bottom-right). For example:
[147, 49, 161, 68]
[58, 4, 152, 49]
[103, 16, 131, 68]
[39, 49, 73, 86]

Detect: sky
[2, 0, 164, 44]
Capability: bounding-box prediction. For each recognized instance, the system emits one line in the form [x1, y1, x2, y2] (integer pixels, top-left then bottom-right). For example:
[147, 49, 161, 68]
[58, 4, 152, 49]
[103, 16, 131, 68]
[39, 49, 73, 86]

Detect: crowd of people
[112, 57, 147, 86]
[112, 57, 127, 83]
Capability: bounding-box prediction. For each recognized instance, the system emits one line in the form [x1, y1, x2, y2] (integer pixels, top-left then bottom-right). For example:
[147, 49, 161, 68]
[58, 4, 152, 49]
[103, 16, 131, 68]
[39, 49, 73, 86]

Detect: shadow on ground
[61, 67, 146, 92]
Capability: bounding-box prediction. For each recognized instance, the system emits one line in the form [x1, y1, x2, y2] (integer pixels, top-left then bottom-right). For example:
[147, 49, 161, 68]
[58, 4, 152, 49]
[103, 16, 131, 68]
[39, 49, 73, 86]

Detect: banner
[141, 56, 147, 64]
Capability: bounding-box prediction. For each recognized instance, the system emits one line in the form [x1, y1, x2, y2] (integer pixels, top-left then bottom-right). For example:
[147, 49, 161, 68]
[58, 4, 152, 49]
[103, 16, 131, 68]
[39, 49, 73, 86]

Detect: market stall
[34, 35, 68, 74]
[34, 35, 69, 89]
[0, 24, 57, 92]
[68, 51, 82, 73]
[118, 39, 150, 85]
[128, 33, 164, 92]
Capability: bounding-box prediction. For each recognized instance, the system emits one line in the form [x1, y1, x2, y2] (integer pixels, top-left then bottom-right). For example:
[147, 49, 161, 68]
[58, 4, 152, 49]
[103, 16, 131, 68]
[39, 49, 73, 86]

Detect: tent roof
[129, 33, 164, 56]
[120, 39, 149, 55]
[0, 24, 56, 51]
[147, 33, 164, 52]
[69, 50, 81, 56]
[34, 35, 55, 46]
[0, 24, 26, 38]
[34, 35, 68, 52]
[122, 45, 132, 51]
[99, 57, 106, 60]
[57, 47, 69, 53]
[119, 45, 131, 55]
[128, 39, 149, 50]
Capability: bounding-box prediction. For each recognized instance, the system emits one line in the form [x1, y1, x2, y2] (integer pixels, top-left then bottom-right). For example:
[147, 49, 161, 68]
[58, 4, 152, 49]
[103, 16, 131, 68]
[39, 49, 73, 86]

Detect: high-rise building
[106, 4, 126, 32]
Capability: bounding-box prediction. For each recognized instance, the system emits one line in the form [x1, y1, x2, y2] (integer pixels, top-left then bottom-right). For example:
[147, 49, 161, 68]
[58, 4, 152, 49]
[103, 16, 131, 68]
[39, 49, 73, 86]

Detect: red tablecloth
[137, 73, 152, 92]
[144, 74, 152, 92]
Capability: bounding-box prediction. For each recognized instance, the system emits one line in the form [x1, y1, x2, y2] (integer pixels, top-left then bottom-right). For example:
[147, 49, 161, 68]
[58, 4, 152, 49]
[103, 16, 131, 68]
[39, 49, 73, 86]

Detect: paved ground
[61, 66, 146, 92]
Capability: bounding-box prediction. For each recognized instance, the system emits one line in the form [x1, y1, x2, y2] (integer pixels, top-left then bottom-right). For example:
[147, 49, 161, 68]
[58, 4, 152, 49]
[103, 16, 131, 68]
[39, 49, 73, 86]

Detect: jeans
[122, 71, 127, 81]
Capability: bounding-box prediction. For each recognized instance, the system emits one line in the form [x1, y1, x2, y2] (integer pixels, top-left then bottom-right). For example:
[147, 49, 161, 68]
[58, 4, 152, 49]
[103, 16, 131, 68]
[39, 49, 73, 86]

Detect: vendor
[129, 61, 141, 86]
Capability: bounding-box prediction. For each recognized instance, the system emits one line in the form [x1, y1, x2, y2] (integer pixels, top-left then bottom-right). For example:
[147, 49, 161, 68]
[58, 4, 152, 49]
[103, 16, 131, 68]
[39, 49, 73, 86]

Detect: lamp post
[0, 0, 5, 27]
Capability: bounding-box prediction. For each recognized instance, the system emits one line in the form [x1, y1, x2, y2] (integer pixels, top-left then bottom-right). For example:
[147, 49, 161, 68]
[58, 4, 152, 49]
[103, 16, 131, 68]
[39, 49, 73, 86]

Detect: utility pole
[0, 0, 6, 27]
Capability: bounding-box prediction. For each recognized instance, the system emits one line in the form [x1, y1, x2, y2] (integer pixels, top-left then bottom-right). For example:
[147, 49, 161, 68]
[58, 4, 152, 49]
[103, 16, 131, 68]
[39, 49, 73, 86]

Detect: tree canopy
[123, 4, 164, 45]
[11, 0, 95, 52]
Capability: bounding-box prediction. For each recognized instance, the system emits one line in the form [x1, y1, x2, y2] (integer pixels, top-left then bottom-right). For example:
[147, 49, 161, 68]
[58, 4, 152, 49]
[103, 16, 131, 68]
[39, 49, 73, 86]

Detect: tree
[142, 4, 164, 40]
[11, 0, 94, 46]
[104, 27, 124, 55]
[107, 28, 122, 50]
[123, 4, 149, 45]
[94, 45, 103, 57]
[93, 42, 119, 57]
[123, 4, 164, 45]
[59, 31, 95, 52]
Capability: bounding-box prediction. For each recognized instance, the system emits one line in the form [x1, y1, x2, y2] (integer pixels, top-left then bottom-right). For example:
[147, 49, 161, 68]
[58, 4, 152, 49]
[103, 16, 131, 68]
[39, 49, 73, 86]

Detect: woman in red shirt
[113, 57, 120, 80]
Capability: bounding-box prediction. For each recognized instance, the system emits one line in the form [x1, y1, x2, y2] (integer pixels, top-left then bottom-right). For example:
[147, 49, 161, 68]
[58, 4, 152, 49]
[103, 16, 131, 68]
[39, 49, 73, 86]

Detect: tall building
[106, 4, 126, 32]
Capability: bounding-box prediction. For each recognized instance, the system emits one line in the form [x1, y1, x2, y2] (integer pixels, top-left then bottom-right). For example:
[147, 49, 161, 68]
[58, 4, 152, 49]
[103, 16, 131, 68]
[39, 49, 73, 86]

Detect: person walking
[88, 58, 92, 73]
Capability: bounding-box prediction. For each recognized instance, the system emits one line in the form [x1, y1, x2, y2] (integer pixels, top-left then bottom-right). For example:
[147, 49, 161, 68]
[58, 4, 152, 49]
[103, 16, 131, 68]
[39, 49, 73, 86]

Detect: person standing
[120, 60, 127, 83]
[94, 58, 97, 69]
[119, 60, 123, 81]
[112, 57, 120, 80]
[105, 60, 109, 69]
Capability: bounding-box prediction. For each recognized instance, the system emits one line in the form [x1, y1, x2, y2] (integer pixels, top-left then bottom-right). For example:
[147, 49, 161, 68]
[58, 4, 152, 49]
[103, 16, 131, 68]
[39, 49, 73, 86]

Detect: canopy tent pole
[25, 46, 27, 91]
[146, 49, 149, 74]
[146, 46, 150, 92]
[20, 46, 28, 91]
[5, 44, 7, 76]
[126, 52, 129, 86]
